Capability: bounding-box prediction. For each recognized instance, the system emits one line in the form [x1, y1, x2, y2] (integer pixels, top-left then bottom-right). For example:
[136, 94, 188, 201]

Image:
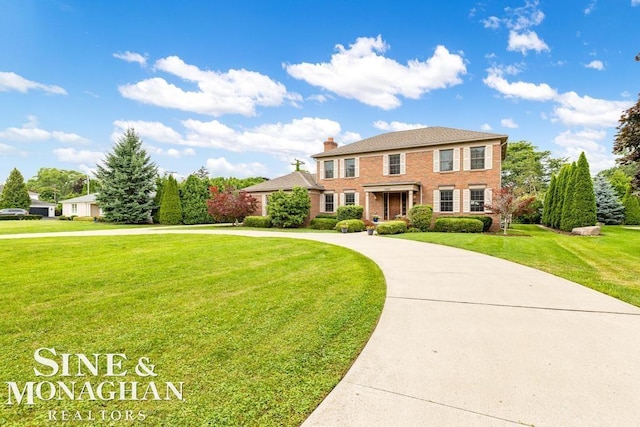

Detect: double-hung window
[439, 190, 454, 212]
[324, 160, 334, 179]
[324, 194, 335, 212]
[470, 147, 485, 170]
[344, 158, 356, 178]
[470, 189, 484, 212]
[388, 154, 401, 175]
[440, 149, 454, 172]
[344, 193, 356, 205]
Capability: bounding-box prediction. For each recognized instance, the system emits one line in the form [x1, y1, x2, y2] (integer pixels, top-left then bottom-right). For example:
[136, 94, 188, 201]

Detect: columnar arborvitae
[623, 187, 640, 225]
[152, 176, 165, 223]
[159, 175, 183, 225]
[180, 174, 211, 225]
[0, 168, 31, 209]
[594, 175, 624, 225]
[95, 128, 157, 223]
[542, 174, 557, 226]
[551, 164, 572, 229]
[560, 153, 597, 231]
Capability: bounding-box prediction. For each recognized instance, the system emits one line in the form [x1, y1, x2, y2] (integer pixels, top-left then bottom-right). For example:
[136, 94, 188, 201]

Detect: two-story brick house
[245, 126, 507, 229]
[312, 127, 507, 224]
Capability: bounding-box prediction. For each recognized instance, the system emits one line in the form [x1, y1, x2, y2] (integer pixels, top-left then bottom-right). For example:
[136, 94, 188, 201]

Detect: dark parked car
[0, 208, 29, 215]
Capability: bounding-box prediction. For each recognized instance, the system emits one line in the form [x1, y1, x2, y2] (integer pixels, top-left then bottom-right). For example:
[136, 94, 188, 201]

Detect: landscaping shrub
[243, 216, 272, 228]
[0, 214, 42, 221]
[310, 217, 339, 230]
[315, 213, 337, 219]
[375, 220, 407, 235]
[408, 204, 433, 231]
[268, 187, 311, 228]
[623, 188, 640, 225]
[447, 215, 492, 232]
[336, 205, 364, 221]
[433, 217, 483, 233]
[72, 216, 96, 222]
[335, 219, 365, 232]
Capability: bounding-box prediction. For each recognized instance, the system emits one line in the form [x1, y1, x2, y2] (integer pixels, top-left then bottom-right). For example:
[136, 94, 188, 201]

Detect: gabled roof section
[312, 126, 508, 158]
[243, 171, 323, 192]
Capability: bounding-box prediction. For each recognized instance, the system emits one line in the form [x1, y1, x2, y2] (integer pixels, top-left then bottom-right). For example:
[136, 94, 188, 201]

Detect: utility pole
[291, 159, 305, 171]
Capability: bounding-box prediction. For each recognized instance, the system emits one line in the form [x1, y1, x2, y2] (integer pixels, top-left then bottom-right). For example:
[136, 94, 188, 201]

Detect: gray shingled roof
[312, 126, 508, 158]
[59, 193, 98, 204]
[243, 171, 323, 192]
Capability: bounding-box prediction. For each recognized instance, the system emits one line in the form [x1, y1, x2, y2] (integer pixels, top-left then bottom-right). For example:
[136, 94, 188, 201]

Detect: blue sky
[1, 0, 639, 184]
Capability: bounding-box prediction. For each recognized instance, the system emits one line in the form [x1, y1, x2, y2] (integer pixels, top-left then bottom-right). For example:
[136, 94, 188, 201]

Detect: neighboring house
[60, 193, 102, 217]
[0, 184, 56, 217]
[246, 126, 507, 229]
[243, 171, 324, 223]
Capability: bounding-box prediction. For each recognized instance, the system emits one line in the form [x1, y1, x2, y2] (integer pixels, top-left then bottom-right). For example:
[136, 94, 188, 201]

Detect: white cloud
[146, 145, 196, 158]
[483, 67, 557, 101]
[501, 118, 519, 128]
[373, 120, 428, 132]
[483, 16, 501, 29]
[205, 157, 268, 178]
[285, 36, 466, 109]
[553, 129, 614, 173]
[113, 117, 360, 161]
[119, 56, 300, 116]
[0, 119, 90, 144]
[553, 92, 632, 127]
[307, 94, 331, 103]
[0, 71, 67, 95]
[113, 51, 148, 66]
[53, 147, 104, 165]
[633, 0, 640, 6]
[480, 123, 493, 131]
[584, 1, 596, 14]
[505, 0, 545, 31]
[584, 60, 604, 70]
[507, 30, 549, 54]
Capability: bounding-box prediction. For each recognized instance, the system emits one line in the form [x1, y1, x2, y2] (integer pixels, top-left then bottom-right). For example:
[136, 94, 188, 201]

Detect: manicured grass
[0, 220, 154, 235]
[0, 235, 385, 426]
[394, 225, 640, 307]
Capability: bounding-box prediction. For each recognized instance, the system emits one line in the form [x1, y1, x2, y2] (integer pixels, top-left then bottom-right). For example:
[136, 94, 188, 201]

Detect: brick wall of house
[316, 140, 503, 231]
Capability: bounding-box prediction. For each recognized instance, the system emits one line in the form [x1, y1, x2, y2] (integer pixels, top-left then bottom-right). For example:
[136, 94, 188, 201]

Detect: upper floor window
[344, 193, 356, 205]
[389, 154, 401, 175]
[440, 149, 454, 172]
[440, 190, 454, 212]
[324, 160, 334, 179]
[470, 147, 485, 170]
[344, 158, 356, 178]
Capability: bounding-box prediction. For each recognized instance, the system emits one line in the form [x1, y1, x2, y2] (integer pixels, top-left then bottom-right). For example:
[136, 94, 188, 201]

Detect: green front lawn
[0, 235, 385, 426]
[394, 225, 640, 307]
[0, 220, 154, 235]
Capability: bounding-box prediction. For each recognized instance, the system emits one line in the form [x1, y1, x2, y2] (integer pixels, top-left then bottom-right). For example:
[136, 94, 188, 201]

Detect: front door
[386, 193, 402, 220]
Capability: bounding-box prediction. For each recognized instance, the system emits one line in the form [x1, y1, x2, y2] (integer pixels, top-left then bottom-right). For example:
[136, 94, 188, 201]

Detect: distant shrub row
[243, 216, 272, 228]
[0, 214, 42, 221]
[433, 218, 483, 233]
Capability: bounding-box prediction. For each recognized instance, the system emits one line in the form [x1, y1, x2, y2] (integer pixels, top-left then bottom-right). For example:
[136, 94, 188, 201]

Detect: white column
[365, 191, 370, 220]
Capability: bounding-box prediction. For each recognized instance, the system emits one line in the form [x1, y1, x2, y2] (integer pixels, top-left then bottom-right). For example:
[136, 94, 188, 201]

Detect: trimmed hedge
[310, 217, 339, 230]
[315, 213, 337, 219]
[0, 214, 42, 221]
[375, 220, 407, 235]
[335, 219, 365, 233]
[336, 205, 363, 221]
[243, 216, 272, 228]
[446, 215, 492, 232]
[408, 204, 433, 232]
[433, 217, 483, 233]
[72, 216, 96, 222]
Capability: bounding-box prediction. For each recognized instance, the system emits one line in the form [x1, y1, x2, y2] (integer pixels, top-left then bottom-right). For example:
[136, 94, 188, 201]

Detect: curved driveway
[3, 227, 640, 426]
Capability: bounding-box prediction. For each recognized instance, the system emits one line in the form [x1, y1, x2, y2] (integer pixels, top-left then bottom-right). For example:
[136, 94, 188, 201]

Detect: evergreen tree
[541, 174, 557, 226]
[0, 168, 31, 209]
[180, 174, 211, 225]
[594, 176, 624, 225]
[95, 128, 157, 223]
[560, 153, 597, 231]
[551, 163, 572, 229]
[622, 187, 640, 225]
[151, 176, 166, 224]
[159, 175, 183, 225]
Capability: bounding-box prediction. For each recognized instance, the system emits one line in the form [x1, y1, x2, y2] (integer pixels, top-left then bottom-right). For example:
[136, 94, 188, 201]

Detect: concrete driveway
[3, 227, 640, 426]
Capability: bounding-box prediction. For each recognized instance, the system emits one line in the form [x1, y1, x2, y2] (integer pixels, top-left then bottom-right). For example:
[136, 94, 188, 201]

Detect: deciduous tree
[486, 186, 536, 235]
[95, 128, 157, 223]
[207, 187, 258, 224]
[502, 141, 566, 195]
[613, 93, 640, 190]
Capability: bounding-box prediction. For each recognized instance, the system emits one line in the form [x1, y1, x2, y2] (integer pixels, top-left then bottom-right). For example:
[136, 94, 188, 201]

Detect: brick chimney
[323, 137, 338, 152]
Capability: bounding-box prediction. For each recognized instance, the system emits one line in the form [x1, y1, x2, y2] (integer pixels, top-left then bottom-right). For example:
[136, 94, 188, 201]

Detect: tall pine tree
[95, 128, 157, 223]
[180, 174, 211, 225]
[0, 168, 31, 209]
[594, 175, 624, 225]
[159, 175, 183, 225]
[560, 153, 597, 231]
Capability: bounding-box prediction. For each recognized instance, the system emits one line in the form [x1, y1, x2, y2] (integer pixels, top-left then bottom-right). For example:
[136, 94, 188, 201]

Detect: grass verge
[394, 224, 640, 307]
[0, 234, 385, 426]
[0, 220, 153, 235]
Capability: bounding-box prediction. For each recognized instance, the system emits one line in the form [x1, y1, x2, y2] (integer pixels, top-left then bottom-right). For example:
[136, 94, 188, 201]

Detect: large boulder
[571, 225, 601, 236]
